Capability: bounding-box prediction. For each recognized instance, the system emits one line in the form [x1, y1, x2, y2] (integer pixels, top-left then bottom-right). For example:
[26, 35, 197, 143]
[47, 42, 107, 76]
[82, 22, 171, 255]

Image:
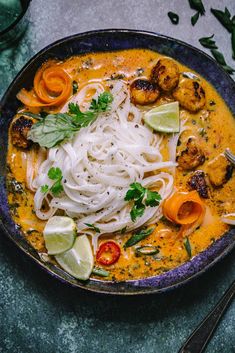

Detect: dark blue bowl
[1, 29, 235, 295]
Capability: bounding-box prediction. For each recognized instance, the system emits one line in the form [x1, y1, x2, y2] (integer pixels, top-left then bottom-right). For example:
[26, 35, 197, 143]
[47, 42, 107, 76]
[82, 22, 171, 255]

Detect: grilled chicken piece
[151, 58, 180, 91]
[11, 116, 33, 149]
[177, 138, 205, 170]
[130, 79, 160, 105]
[188, 170, 209, 198]
[172, 79, 206, 112]
[207, 154, 233, 187]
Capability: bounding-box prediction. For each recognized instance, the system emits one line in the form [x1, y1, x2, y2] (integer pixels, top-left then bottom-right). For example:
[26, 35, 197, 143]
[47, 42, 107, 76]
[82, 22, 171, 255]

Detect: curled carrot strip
[17, 63, 72, 107]
[163, 190, 205, 226]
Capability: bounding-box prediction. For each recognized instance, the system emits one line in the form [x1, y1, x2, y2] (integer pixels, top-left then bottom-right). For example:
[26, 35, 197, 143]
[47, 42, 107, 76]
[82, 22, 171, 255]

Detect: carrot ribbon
[17, 63, 72, 107]
[163, 190, 205, 237]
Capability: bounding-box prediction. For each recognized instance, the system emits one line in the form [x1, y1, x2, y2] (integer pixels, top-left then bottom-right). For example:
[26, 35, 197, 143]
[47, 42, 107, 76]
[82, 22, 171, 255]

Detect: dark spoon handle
[178, 280, 235, 353]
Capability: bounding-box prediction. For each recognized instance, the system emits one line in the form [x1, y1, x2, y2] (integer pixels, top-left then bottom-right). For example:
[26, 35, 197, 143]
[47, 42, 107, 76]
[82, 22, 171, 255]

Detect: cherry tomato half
[96, 241, 121, 266]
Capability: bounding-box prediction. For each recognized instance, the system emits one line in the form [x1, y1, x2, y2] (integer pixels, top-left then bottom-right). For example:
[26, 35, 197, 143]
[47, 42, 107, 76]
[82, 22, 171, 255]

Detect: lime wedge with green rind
[144, 101, 180, 133]
[43, 216, 76, 255]
[55, 235, 94, 280]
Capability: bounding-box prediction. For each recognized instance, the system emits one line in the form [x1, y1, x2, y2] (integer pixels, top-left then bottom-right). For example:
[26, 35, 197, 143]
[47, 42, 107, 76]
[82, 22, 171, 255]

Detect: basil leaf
[191, 11, 200, 26]
[168, 12, 179, 25]
[189, 0, 205, 15]
[184, 237, 192, 258]
[199, 34, 218, 49]
[211, 49, 235, 73]
[28, 92, 113, 148]
[84, 223, 101, 233]
[124, 228, 155, 248]
[92, 267, 109, 277]
[211, 7, 233, 32]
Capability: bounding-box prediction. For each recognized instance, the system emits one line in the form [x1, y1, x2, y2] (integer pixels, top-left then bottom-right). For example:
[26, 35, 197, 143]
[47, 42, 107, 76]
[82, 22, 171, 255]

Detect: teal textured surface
[0, 0, 234, 352]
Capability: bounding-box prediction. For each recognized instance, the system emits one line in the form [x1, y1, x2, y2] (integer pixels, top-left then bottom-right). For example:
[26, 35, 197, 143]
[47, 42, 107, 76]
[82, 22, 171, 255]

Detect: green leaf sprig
[211, 7, 234, 33]
[199, 34, 218, 49]
[41, 167, 63, 196]
[27, 91, 113, 148]
[124, 182, 161, 222]
[124, 227, 154, 248]
[168, 12, 179, 25]
[188, 0, 205, 26]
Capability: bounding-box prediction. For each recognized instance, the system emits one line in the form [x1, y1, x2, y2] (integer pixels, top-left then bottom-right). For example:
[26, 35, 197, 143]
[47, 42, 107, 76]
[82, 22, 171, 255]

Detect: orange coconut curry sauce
[7, 49, 235, 281]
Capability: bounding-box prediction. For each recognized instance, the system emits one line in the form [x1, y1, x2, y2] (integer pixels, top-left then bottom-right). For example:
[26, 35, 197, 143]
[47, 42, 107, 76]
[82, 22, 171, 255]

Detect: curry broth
[7, 49, 235, 281]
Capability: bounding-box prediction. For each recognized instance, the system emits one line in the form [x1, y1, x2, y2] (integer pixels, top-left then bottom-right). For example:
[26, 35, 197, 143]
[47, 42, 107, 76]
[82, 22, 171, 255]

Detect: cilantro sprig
[124, 182, 161, 222]
[28, 91, 113, 148]
[41, 167, 63, 197]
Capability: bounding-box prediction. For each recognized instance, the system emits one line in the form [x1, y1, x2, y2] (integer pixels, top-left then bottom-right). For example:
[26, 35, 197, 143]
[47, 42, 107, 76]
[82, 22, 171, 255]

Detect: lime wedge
[43, 216, 76, 255]
[55, 235, 94, 280]
[144, 101, 180, 133]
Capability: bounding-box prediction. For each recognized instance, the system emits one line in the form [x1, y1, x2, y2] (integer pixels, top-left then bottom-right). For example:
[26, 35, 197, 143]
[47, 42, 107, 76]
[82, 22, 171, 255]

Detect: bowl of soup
[1, 29, 235, 294]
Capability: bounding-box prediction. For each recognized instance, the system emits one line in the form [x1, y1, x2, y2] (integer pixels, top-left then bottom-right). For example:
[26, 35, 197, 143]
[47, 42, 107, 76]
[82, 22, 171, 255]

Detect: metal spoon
[178, 280, 235, 353]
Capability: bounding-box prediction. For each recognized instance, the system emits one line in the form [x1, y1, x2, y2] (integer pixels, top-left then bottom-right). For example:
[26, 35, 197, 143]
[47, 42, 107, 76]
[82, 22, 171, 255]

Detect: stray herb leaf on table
[211, 49, 235, 74]
[188, 0, 205, 15]
[168, 12, 179, 25]
[199, 34, 218, 49]
[211, 7, 233, 32]
[191, 11, 200, 26]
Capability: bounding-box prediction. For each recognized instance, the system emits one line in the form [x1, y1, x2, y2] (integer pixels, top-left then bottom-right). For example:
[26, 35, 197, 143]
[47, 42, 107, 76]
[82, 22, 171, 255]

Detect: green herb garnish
[89, 91, 113, 113]
[84, 223, 101, 233]
[124, 228, 155, 248]
[199, 34, 218, 49]
[92, 267, 110, 277]
[211, 49, 235, 74]
[232, 26, 235, 59]
[124, 182, 161, 222]
[183, 237, 192, 258]
[28, 91, 113, 148]
[191, 11, 200, 26]
[120, 226, 127, 234]
[211, 7, 233, 33]
[189, 0, 205, 15]
[168, 12, 179, 25]
[135, 245, 159, 256]
[41, 167, 63, 196]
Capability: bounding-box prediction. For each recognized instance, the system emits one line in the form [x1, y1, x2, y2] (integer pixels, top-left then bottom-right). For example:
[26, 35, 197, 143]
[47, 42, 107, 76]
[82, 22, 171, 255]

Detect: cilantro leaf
[145, 190, 161, 207]
[130, 202, 145, 222]
[125, 183, 162, 222]
[90, 91, 113, 113]
[124, 228, 155, 248]
[40, 184, 49, 194]
[41, 167, 64, 196]
[48, 167, 62, 180]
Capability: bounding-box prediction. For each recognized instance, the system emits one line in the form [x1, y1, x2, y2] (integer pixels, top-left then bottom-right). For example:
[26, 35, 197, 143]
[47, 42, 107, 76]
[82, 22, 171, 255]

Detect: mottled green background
[0, 1, 234, 352]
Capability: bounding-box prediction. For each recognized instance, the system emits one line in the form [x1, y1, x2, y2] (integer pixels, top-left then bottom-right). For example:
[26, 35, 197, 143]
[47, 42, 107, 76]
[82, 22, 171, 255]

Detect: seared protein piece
[11, 116, 33, 149]
[173, 79, 206, 112]
[188, 170, 209, 198]
[130, 79, 160, 105]
[177, 138, 205, 170]
[207, 154, 233, 187]
[151, 58, 180, 91]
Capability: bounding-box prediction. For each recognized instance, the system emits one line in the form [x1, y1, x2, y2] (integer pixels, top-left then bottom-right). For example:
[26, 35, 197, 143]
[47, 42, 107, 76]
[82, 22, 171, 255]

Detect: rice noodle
[30, 81, 177, 250]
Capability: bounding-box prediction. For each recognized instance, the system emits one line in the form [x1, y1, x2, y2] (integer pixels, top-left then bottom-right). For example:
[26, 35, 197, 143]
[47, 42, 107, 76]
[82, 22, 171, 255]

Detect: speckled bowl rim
[0, 29, 235, 295]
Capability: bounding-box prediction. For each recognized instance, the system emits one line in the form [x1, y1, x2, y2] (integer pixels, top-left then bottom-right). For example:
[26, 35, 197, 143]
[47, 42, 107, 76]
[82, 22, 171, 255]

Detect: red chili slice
[96, 241, 121, 266]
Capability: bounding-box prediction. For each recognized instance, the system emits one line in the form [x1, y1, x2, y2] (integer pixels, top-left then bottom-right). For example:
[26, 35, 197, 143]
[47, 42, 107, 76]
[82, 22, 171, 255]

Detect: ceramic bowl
[1, 29, 235, 295]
